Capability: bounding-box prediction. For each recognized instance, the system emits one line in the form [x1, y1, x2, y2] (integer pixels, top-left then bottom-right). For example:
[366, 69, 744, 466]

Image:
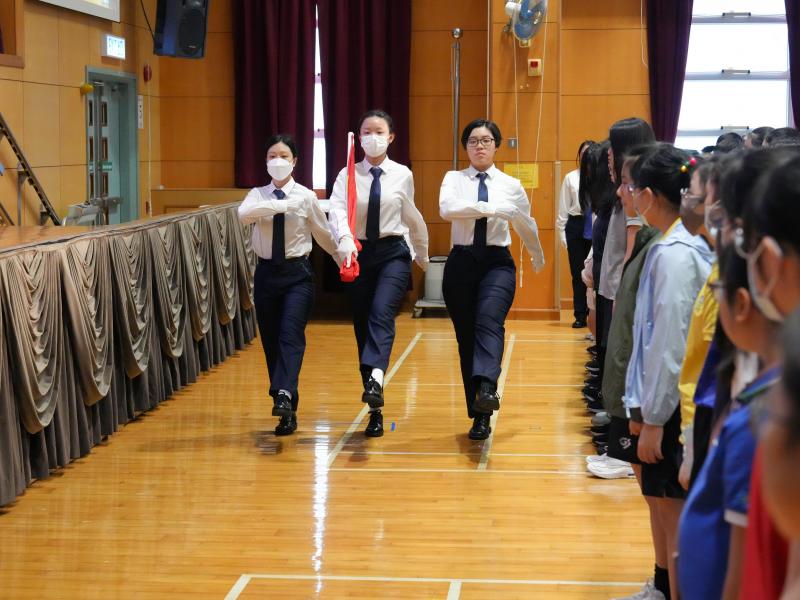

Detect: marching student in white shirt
[238, 134, 339, 437]
[329, 109, 429, 438]
[439, 119, 545, 440]
[556, 140, 594, 328]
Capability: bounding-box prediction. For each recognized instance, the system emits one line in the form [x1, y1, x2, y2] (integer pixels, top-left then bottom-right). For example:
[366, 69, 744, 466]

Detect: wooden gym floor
[0, 313, 652, 599]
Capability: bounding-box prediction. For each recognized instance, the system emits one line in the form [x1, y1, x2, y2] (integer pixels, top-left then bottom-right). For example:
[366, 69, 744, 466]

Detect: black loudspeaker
[154, 0, 210, 59]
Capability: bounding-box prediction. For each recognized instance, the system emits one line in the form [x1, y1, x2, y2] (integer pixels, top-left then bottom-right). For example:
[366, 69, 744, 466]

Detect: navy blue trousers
[442, 245, 516, 418]
[254, 257, 315, 411]
[346, 236, 411, 385]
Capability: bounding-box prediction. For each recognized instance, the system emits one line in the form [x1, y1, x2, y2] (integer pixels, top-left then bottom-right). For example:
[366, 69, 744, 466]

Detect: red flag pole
[339, 131, 361, 282]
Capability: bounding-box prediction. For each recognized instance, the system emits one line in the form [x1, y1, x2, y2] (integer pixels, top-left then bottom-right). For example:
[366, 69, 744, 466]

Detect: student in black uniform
[439, 119, 545, 440]
[329, 110, 429, 438]
[238, 134, 340, 436]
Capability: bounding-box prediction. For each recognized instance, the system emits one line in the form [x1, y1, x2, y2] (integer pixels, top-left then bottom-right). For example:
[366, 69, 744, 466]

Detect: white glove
[337, 235, 358, 268]
[531, 258, 545, 274]
[415, 256, 429, 271]
[559, 233, 567, 248]
[285, 197, 304, 213]
[494, 203, 519, 221]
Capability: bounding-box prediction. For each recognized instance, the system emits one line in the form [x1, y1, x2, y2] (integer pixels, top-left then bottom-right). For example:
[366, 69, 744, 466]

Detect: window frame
[676, 10, 793, 147]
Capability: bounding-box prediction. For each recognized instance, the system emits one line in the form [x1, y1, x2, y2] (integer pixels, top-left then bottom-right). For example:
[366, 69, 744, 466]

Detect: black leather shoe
[582, 384, 600, 398]
[365, 410, 384, 437]
[275, 413, 297, 436]
[271, 392, 293, 417]
[587, 344, 598, 356]
[572, 318, 587, 329]
[362, 378, 384, 409]
[585, 359, 600, 374]
[591, 423, 610, 436]
[468, 414, 492, 440]
[472, 380, 500, 413]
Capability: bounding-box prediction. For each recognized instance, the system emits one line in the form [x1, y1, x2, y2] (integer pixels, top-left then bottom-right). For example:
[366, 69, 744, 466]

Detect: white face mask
[267, 157, 294, 181]
[361, 134, 390, 158]
[746, 240, 784, 323]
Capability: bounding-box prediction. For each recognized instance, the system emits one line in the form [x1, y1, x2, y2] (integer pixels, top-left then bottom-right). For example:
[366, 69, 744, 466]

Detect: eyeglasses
[467, 137, 495, 148]
[624, 183, 635, 194]
[680, 188, 706, 209]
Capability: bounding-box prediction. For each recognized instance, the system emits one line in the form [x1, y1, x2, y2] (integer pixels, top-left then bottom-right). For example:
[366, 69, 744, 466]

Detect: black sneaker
[587, 344, 598, 356]
[572, 318, 587, 329]
[587, 396, 605, 414]
[585, 359, 600, 374]
[362, 377, 384, 408]
[365, 410, 384, 437]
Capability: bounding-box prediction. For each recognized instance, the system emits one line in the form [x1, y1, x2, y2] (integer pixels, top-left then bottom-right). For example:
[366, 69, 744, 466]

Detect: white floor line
[337, 450, 585, 458]
[224, 574, 251, 600]
[478, 334, 516, 471]
[325, 333, 422, 468]
[330, 467, 587, 475]
[234, 573, 642, 588]
[504, 383, 581, 388]
[423, 336, 586, 344]
[446, 580, 462, 599]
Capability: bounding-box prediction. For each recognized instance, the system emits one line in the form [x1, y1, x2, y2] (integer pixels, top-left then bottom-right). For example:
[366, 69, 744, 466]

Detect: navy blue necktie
[272, 188, 286, 263]
[474, 172, 488, 247]
[366, 167, 382, 242]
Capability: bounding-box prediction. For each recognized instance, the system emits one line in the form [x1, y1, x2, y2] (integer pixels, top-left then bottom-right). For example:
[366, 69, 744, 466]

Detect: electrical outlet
[508, 138, 518, 149]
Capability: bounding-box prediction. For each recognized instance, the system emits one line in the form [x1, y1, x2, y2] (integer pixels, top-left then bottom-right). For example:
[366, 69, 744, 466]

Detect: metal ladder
[0, 111, 61, 225]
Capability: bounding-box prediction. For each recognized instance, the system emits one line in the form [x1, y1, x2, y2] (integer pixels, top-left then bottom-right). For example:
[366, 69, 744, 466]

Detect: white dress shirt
[439, 165, 545, 271]
[238, 179, 338, 260]
[556, 169, 582, 246]
[328, 157, 429, 261]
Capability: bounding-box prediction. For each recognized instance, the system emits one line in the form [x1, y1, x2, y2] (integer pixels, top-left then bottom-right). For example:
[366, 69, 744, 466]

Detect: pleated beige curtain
[0, 204, 257, 506]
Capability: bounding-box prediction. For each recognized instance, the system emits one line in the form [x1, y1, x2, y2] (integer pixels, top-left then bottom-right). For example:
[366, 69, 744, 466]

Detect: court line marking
[224, 575, 251, 600]
[325, 333, 422, 468]
[478, 334, 515, 471]
[330, 467, 588, 475]
[447, 580, 462, 599]
[422, 336, 586, 344]
[400, 382, 580, 388]
[225, 572, 643, 598]
[337, 451, 586, 458]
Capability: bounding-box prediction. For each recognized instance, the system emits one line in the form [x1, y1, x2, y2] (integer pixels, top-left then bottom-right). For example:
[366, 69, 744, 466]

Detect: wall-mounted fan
[504, 0, 547, 46]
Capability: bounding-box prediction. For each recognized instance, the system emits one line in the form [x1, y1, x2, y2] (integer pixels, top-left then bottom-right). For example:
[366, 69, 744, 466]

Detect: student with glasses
[439, 118, 545, 440]
[329, 109, 430, 438]
[619, 144, 714, 600]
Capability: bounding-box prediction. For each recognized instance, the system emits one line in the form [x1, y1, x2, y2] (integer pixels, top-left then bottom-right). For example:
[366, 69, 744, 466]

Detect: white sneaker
[586, 453, 608, 465]
[612, 579, 665, 600]
[587, 459, 634, 479]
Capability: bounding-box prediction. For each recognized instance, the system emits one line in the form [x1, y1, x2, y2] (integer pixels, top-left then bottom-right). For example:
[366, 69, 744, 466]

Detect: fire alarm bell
[527, 58, 543, 77]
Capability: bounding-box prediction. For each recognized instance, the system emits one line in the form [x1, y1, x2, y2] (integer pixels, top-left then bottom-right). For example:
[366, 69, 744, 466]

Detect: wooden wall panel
[559, 94, 651, 161]
[562, 0, 644, 29]
[561, 29, 649, 96]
